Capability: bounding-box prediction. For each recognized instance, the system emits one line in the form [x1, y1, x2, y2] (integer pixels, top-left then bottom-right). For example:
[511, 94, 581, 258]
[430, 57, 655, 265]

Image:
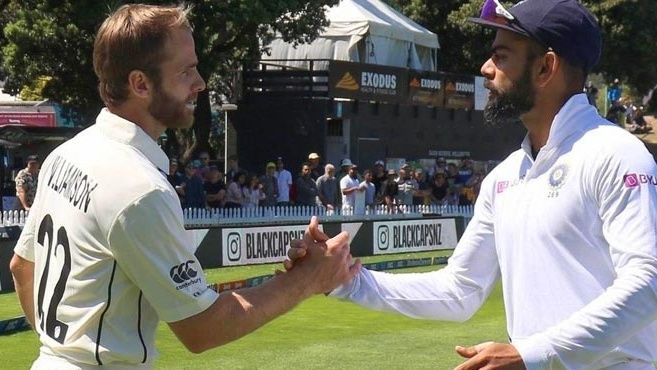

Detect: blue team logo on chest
[547, 164, 568, 198]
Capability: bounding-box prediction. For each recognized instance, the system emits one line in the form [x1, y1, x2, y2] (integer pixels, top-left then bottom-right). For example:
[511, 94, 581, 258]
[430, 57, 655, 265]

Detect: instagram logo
[226, 232, 241, 261]
[377, 225, 390, 250]
[624, 174, 639, 188]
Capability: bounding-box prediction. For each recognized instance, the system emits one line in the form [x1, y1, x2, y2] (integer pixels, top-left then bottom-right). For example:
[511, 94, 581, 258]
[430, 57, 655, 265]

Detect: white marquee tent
[262, 0, 440, 71]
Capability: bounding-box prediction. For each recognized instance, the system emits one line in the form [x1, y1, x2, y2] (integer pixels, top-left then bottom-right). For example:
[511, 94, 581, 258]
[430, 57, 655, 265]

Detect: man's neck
[107, 105, 164, 141]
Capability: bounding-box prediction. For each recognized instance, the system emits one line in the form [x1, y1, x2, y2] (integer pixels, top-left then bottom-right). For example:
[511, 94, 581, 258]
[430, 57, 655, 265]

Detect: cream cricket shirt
[14, 109, 219, 368]
[332, 95, 657, 370]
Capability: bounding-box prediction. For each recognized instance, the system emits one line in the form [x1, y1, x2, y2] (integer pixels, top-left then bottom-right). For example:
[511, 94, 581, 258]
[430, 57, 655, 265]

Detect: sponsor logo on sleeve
[169, 260, 201, 290]
[624, 173, 657, 188]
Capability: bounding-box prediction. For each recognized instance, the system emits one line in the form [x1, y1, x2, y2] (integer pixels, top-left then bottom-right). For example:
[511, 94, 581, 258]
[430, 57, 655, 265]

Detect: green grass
[0, 251, 507, 369]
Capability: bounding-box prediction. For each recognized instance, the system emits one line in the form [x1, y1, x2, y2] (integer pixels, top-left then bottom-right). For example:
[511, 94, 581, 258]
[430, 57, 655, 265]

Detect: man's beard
[483, 65, 535, 127]
[148, 84, 194, 129]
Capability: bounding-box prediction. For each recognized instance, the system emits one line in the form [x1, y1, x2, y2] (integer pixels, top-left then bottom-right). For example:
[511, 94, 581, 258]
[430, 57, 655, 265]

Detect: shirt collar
[521, 93, 599, 159]
[94, 108, 169, 173]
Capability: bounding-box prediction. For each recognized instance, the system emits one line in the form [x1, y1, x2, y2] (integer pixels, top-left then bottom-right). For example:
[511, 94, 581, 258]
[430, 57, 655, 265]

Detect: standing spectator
[430, 157, 447, 178]
[225, 172, 246, 208]
[296, 163, 319, 206]
[607, 78, 622, 106]
[340, 163, 363, 208]
[412, 168, 431, 205]
[15, 154, 39, 211]
[338, 158, 353, 180]
[204, 165, 226, 209]
[360, 169, 376, 210]
[259, 162, 279, 207]
[430, 172, 449, 205]
[167, 158, 185, 205]
[225, 155, 240, 182]
[457, 157, 474, 184]
[180, 161, 206, 209]
[371, 160, 386, 197]
[316, 164, 339, 210]
[243, 174, 264, 208]
[381, 169, 399, 213]
[275, 157, 292, 206]
[396, 167, 418, 206]
[307, 152, 322, 180]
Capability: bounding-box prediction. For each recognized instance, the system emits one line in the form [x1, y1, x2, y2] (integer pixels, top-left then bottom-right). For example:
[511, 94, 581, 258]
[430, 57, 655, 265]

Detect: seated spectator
[204, 165, 226, 208]
[629, 105, 653, 134]
[225, 172, 246, 208]
[446, 163, 460, 185]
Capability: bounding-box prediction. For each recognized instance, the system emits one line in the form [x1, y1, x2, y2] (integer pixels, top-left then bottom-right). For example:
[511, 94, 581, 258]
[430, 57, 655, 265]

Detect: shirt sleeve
[13, 205, 39, 262]
[514, 140, 657, 370]
[108, 188, 219, 323]
[331, 174, 501, 321]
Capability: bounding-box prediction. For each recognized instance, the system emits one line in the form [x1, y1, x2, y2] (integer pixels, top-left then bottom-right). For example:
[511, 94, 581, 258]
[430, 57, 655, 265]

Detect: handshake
[280, 216, 362, 296]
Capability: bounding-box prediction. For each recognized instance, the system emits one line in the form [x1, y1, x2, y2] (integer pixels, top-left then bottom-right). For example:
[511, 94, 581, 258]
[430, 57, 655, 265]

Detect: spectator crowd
[166, 151, 488, 212]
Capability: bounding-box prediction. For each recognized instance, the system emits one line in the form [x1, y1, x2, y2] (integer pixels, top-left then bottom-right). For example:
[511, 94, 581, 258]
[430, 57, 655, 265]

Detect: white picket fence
[182, 204, 475, 227]
[1, 204, 475, 228]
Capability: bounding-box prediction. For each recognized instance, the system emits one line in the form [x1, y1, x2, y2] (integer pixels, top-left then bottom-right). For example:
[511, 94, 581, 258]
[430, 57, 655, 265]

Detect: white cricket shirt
[332, 95, 657, 370]
[14, 109, 219, 369]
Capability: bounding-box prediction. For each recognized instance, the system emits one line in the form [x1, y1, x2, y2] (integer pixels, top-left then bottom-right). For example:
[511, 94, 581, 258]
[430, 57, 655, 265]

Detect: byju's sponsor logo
[624, 173, 657, 188]
[496, 181, 509, 194]
[226, 232, 242, 261]
[377, 225, 390, 250]
[169, 260, 201, 290]
[624, 174, 639, 188]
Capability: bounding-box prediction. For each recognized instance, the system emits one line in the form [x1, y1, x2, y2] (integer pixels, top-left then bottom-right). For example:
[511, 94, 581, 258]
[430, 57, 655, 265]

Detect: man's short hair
[93, 4, 192, 107]
[325, 163, 335, 172]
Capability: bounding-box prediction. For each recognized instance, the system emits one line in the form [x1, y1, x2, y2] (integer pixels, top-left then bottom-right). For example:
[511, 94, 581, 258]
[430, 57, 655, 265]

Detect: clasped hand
[282, 216, 361, 295]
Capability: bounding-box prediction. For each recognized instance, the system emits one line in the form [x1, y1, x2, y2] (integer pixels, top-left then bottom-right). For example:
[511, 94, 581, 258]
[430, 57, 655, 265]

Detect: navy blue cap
[470, 0, 602, 73]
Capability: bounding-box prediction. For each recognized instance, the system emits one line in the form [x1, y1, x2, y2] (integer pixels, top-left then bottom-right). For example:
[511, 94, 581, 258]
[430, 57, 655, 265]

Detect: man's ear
[127, 70, 152, 99]
[535, 51, 559, 88]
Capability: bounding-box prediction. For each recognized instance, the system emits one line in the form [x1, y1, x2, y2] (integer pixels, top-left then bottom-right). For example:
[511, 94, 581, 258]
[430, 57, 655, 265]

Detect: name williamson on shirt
[46, 155, 99, 213]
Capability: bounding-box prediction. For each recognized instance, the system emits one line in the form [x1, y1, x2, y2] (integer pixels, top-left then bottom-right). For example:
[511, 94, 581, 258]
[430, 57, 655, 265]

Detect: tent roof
[322, 0, 439, 49]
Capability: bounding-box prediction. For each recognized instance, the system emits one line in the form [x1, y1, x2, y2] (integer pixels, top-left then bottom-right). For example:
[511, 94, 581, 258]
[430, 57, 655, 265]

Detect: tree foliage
[0, 0, 337, 161]
[385, 0, 657, 95]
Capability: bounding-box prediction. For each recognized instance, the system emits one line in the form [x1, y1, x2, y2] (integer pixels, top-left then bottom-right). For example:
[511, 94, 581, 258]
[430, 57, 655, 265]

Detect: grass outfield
[0, 251, 507, 369]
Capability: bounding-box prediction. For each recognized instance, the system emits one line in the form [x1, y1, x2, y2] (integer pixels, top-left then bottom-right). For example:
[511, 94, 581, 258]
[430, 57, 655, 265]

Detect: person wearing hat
[14, 155, 40, 211]
[307, 152, 322, 180]
[288, 1, 657, 369]
[259, 162, 279, 207]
